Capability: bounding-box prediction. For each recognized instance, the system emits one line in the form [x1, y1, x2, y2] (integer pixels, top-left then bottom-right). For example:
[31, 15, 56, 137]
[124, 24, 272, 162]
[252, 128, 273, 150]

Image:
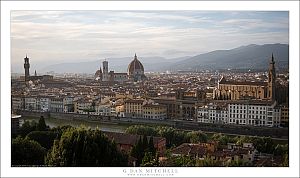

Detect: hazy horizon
[11, 11, 289, 73]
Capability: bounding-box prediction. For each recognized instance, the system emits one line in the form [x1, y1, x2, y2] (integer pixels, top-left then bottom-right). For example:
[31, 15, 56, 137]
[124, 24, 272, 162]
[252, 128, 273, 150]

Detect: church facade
[94, 54, 146, 83]
[214, 54, 277, 101]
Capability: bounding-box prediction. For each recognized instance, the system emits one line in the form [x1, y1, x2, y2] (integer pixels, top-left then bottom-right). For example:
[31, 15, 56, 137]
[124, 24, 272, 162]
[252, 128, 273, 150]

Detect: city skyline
[11, 11, 288, 73]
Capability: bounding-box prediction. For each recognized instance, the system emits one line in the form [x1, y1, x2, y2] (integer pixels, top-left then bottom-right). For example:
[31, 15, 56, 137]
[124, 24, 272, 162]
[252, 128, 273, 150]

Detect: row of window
[229, 105, 267, 110]
[125, 110, 142, 113]
[143, 116, 165, 119]
[144, 112, 166, 114]
[126, 103, 143, 106]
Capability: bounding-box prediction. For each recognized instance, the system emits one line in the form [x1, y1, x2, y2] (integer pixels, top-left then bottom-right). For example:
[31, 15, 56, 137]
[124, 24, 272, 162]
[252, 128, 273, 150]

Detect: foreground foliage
[45, 127, 128, 166]
[130, 135, 156, 166]
[126, 125, 208, 148]
[12, 136, 46, 166]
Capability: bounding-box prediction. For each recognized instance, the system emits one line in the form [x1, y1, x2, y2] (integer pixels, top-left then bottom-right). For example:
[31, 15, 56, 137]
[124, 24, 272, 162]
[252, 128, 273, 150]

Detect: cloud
[11, 11, 289, 73]
[220, 18, 288, 32]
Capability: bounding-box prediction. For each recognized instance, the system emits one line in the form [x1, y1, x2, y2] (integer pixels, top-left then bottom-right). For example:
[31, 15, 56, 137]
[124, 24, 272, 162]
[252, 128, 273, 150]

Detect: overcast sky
[11, 11, 288, 72]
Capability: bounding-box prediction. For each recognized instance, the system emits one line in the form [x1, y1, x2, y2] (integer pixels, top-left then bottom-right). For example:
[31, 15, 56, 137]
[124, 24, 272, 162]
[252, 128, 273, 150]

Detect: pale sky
[11, 11, 288, 72]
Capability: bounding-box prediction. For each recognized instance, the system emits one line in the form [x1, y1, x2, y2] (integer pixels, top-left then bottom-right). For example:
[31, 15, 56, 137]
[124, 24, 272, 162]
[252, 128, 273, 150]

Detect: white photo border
[1, 1, 299, 177]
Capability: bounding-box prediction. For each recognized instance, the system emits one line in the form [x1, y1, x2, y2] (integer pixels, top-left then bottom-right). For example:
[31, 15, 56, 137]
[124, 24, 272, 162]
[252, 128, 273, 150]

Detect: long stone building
[214, 54, 276, 101]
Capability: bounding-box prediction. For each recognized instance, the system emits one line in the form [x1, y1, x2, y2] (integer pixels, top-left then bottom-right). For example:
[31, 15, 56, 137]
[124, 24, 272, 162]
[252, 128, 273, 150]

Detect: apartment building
[143, 103, 167, 120]
[50, 97, 64, 113]
[38, 97, 51, 112]
[197, 100, 281, 127]
[11, 95, 24, 112]
[24, 96, 38, 111]
[74, 98, 93, 114]
[124, 99, 145, 118]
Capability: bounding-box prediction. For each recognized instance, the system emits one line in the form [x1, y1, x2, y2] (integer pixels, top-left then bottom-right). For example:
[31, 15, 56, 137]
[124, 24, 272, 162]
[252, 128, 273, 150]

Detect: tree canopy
[37, 116, 48, 131]
[130, 135, 156, 166]
[45, 127, 128, 166]
[126, 125, 188, 148]
[26, 131, 59, 150]
[12, 136, 46, 166]
[18, 120, 37, 137]
[186, 131, 208, 143]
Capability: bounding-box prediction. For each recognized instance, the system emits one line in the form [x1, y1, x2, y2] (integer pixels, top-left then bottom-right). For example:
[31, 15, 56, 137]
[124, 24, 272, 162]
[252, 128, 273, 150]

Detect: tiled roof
[124, 99, 144, 104]
[219, 80, 267, 86]
[171, 143, 207, 156]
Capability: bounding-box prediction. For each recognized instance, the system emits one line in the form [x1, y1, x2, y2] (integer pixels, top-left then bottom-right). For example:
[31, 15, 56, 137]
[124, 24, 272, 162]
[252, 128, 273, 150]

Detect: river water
[23, 117, 128, 133]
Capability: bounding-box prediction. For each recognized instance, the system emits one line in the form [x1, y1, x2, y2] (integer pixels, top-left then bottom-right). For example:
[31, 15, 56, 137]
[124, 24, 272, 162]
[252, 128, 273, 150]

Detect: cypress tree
[37, 116, 47, 131]
[142, 135, 148, 151]
[148, 136, 156, 156]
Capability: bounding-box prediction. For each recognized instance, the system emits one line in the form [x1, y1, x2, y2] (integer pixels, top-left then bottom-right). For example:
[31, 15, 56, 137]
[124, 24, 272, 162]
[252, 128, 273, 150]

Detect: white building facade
[38, 97, 51, 112]
[50, 97, 64, 113]
[24, 97, 38, 111]
[197, 100, 281, 127]
[197, 104, 227, 124]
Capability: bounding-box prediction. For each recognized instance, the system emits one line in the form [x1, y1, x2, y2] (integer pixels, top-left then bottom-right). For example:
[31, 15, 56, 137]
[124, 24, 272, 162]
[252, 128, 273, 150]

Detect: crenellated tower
[24, 55, 30, 82]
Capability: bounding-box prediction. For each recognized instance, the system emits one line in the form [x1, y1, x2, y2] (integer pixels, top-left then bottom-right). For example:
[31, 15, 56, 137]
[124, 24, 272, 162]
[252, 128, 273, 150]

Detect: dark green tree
[186, 131, 208, 143]
[37, 116, 48, 131]
[12, 136, 46, 166]
[157, 126, 177, 147]
[125, 125, 157, 136]
[45, 127, 128, 166]
[130, 137, 144, 166]
[127, 125, 200, 148]
[211, 133, 231, 147]
[252, 137, 275, 154]
[195, 157, 219, 167]
[130, 135, 157, 166]
[227, 159, 252, 167]
[175, 156, 195, 167]
[142, 135, 148, 150]
[50, 125, 73, 136]
[26, 131, 59, 150]
[281, 153, 288, 166]
[18, 120, 37, 137]
[235, 136, 278, 154]
[148, 136, 156, 155]
[273, 144, 287, 156]
[141, 152, 159, 167]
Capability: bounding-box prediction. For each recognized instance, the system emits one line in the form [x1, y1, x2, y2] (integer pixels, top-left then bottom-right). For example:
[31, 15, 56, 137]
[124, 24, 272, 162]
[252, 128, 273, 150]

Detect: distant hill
[166, 44, 289, 71]
[40, 43, 288, 73]
[41, 56, 190, 73]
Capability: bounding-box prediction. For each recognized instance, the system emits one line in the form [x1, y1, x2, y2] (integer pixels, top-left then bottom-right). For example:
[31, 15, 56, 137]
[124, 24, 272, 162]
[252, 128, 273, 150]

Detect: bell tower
[24, 54, 30, 82]
[102, 60, 109, 81]
[268, 53, 276, 101]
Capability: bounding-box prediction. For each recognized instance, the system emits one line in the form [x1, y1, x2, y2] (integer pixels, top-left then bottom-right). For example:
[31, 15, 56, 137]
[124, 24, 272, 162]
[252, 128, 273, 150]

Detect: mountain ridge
[166, 43, 288, 71]
[39, 43, 289, 74]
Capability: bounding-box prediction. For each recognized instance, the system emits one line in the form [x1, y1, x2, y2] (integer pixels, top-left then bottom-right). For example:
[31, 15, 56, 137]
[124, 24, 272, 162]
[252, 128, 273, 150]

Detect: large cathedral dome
[127, 54, 146, 82]
[128, 53, 144, 75]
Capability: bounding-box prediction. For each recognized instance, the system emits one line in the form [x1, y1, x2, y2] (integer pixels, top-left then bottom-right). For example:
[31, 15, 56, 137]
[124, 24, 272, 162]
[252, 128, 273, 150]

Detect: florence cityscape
[11, 11, 289, 167]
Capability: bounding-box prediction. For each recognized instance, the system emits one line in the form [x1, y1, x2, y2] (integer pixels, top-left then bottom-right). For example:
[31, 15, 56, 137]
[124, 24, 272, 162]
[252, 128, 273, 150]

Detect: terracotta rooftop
[219, 77, 267, 86]
[171, 143, 207, 156]
[124, 99, 145, 104]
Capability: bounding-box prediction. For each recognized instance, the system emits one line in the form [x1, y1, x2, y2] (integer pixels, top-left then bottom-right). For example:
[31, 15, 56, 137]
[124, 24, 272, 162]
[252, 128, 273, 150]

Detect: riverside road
[21, 111, 288, 141]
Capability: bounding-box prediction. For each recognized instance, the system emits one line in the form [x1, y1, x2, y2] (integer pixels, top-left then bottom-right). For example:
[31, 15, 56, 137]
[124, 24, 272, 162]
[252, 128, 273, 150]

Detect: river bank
[23, 116, 129, 133]
[20, 111, 288, 144]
